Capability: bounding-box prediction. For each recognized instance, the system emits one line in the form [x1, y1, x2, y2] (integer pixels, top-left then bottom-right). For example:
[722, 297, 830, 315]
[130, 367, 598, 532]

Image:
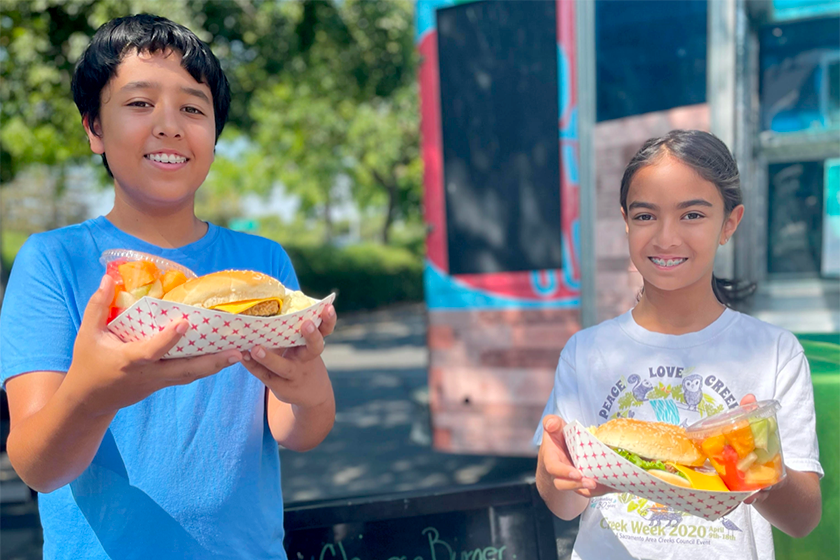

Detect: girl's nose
[653, 218, 680, 249]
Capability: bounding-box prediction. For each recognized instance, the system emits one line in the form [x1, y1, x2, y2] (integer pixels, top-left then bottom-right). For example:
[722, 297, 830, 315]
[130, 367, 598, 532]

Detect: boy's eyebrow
[121, 81, 211, 104]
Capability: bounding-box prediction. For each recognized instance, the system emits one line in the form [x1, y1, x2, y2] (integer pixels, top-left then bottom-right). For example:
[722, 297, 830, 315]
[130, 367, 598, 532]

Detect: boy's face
[85, 50, 216, 210]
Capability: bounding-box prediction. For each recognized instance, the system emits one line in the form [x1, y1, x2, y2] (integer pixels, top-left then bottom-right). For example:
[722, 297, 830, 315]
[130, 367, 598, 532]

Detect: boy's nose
[152, 107, 183, 139]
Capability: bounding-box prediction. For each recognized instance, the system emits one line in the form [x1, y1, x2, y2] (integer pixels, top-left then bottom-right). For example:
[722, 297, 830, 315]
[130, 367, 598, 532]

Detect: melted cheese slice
[668, 462, 729, 491]
[209, 297, 284, 314]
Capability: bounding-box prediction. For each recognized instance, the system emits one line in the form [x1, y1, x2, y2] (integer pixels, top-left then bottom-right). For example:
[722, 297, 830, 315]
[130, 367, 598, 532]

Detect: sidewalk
[0, 304, 540, 559]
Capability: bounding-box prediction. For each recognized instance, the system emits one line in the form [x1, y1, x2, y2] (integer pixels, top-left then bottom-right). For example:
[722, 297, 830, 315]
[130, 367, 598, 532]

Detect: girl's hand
[241, 304, 337, 408]
[539, 415, 614, 498]
[64, 275, 243, 415]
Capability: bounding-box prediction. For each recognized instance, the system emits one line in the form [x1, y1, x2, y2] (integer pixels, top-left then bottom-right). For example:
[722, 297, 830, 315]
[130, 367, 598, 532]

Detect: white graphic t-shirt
[535, 308, 823, 560]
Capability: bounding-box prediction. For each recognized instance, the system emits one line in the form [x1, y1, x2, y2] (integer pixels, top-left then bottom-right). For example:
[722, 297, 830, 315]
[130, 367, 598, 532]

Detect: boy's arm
[241, 306, 337, 451]
[748, 469, 821, 538]
[6, 371, 117, 493]
[265, 369, 335, 452]
[5, 276, 242, 493]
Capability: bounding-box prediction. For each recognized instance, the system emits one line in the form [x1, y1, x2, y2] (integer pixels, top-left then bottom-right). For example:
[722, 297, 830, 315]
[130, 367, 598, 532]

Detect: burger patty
[239, 300, 281, 317]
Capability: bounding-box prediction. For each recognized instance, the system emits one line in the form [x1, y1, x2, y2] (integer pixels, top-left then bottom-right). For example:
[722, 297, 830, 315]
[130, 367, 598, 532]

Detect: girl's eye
[183, 106, 205, 115]
[128, 101, 151, 108]
[633, 213, 654, 221]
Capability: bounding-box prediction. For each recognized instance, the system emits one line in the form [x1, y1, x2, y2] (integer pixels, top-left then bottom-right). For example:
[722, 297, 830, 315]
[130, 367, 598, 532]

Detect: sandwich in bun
[594, 418, 728, 491]
[162, 270, 294, 317]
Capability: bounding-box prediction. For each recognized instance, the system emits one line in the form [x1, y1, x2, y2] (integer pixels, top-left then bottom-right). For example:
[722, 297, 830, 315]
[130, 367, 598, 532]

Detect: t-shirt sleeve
[533, 335, 583, 446]
[0, 236, 76, 387]
[274, 245, 300, 292]
[775, 338, 824, 478]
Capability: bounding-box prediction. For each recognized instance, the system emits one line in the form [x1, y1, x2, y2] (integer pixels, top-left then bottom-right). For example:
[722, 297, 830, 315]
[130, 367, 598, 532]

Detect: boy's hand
[64, 275, 243, 415]
[240, 304, 337, 408]
[539, 415, 614, 498]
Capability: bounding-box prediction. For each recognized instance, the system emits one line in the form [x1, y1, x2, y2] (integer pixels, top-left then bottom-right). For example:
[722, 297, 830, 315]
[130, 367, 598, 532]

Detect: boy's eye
[633, 213, 654, 221]
[128, 101, 152, 108]
[183, 106, 205, 115]
[684, 212, 704, 220]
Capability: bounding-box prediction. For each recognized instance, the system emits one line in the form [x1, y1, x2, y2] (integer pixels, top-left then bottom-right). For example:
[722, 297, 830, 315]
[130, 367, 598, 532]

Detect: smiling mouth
[650, 257, 687, 267]
[145, 153, 188, 164]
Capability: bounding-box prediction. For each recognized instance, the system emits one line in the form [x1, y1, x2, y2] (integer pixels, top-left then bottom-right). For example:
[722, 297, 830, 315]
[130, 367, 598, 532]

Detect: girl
[535, 130, 822, 560]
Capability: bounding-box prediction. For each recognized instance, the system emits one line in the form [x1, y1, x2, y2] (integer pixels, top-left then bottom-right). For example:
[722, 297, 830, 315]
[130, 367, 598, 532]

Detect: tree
[1, 0, 423, 243]
[249, 0, 421, 243]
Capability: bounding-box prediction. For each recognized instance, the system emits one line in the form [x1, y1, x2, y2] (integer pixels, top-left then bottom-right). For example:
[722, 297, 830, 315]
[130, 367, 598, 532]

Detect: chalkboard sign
[284, 482, 557, 560]
[437, 0, 563, 276]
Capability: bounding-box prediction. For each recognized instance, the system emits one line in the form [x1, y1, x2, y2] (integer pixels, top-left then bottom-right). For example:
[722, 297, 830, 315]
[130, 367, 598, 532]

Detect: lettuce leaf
[614, 448, 688, 480]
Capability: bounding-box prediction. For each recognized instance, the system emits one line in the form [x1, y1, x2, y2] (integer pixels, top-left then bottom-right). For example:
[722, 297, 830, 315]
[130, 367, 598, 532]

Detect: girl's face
[622, 154, 743, 296]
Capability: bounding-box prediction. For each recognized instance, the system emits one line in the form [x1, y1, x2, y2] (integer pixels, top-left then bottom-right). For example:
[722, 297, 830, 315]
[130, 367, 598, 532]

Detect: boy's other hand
[64, 274, 242, 415]
[539, 415, 614, 498]
[241, 304, 336, 409]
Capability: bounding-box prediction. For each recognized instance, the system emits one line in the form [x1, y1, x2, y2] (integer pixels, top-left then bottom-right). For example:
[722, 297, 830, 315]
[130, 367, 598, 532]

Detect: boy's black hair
[71, 14, 231, 176]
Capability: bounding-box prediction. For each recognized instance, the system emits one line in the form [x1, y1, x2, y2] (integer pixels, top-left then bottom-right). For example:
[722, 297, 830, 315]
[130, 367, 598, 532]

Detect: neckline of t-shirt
[90, 215, 220, 259]
[617, 307, 738, 348]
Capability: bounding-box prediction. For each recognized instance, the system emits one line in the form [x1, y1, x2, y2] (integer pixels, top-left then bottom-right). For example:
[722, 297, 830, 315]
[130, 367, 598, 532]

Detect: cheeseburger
[162, 270, 298, 317]
[594, 418, 728, 491]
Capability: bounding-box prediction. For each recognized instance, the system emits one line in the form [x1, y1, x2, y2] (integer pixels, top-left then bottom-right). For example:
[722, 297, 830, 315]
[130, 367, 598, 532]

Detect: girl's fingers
[740, 393, 757, 406]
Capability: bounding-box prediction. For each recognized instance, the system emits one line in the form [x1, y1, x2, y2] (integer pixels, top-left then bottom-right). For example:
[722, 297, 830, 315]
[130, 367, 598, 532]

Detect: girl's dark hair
[71, 14, 231, 176]
[620, 129, 755, 306]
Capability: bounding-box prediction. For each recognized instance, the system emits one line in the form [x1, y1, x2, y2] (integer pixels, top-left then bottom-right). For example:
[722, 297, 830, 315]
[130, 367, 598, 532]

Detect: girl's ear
[720, 204, 745, 245]
[621, 206, 629, 234]
[83, 116, 105, 155]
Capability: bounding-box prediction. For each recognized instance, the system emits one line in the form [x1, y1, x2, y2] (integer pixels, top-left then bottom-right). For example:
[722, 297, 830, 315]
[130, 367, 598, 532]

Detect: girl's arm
[536, 415, 613, 520]
[748, 468, 821, 538]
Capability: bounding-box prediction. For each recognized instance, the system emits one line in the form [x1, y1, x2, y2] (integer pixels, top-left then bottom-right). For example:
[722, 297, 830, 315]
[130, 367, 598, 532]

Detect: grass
[774, 333, 839, 560]
[1, 230, 30, 277]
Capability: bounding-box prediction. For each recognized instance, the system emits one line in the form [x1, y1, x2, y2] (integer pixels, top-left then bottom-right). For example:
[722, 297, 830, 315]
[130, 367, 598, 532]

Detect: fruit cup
[686, 400, 786, 492]
[100, 249, 197, 322]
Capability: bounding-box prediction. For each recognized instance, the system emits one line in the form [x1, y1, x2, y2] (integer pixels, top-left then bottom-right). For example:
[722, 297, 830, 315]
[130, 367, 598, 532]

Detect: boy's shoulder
[16, 219, 100, 263]
[213, 226, 292, 258]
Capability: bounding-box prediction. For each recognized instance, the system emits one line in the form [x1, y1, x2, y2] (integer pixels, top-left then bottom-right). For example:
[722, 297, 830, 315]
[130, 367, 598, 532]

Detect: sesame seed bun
[161, 270, 287, 312]
[594, 418, 705, 467]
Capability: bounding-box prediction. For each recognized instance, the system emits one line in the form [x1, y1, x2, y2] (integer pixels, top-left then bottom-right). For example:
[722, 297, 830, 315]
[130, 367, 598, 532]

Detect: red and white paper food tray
[107, 293, 336, 359]
[563, 420, 754, 521]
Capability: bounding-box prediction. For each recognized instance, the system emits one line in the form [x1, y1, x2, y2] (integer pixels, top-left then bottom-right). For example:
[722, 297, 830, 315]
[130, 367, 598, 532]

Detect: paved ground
[0, 304, 539, 560]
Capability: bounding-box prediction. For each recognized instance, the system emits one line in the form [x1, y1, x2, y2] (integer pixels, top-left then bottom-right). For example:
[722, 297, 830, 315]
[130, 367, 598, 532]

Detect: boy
[0, 14, 336, 560]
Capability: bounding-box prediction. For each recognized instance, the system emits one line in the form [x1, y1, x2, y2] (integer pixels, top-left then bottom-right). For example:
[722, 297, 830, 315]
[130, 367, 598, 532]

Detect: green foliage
[1, 0, 422, 243]
[285, 242, 423, 312]
[1, 230, 29, 283]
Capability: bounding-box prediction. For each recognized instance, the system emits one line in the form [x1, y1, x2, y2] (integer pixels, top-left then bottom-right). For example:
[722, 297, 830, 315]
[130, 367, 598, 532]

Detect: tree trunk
[373, 169, 396, 244]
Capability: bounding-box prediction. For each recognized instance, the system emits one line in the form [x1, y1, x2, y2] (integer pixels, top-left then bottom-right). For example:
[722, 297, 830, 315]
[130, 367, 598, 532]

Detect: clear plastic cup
[686, 400, 785, 491]
[99, 250, 197, 322]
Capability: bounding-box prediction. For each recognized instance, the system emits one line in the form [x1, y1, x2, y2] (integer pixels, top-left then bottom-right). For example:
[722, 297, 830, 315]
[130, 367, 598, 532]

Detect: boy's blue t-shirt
[0, 216, 298, 560]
